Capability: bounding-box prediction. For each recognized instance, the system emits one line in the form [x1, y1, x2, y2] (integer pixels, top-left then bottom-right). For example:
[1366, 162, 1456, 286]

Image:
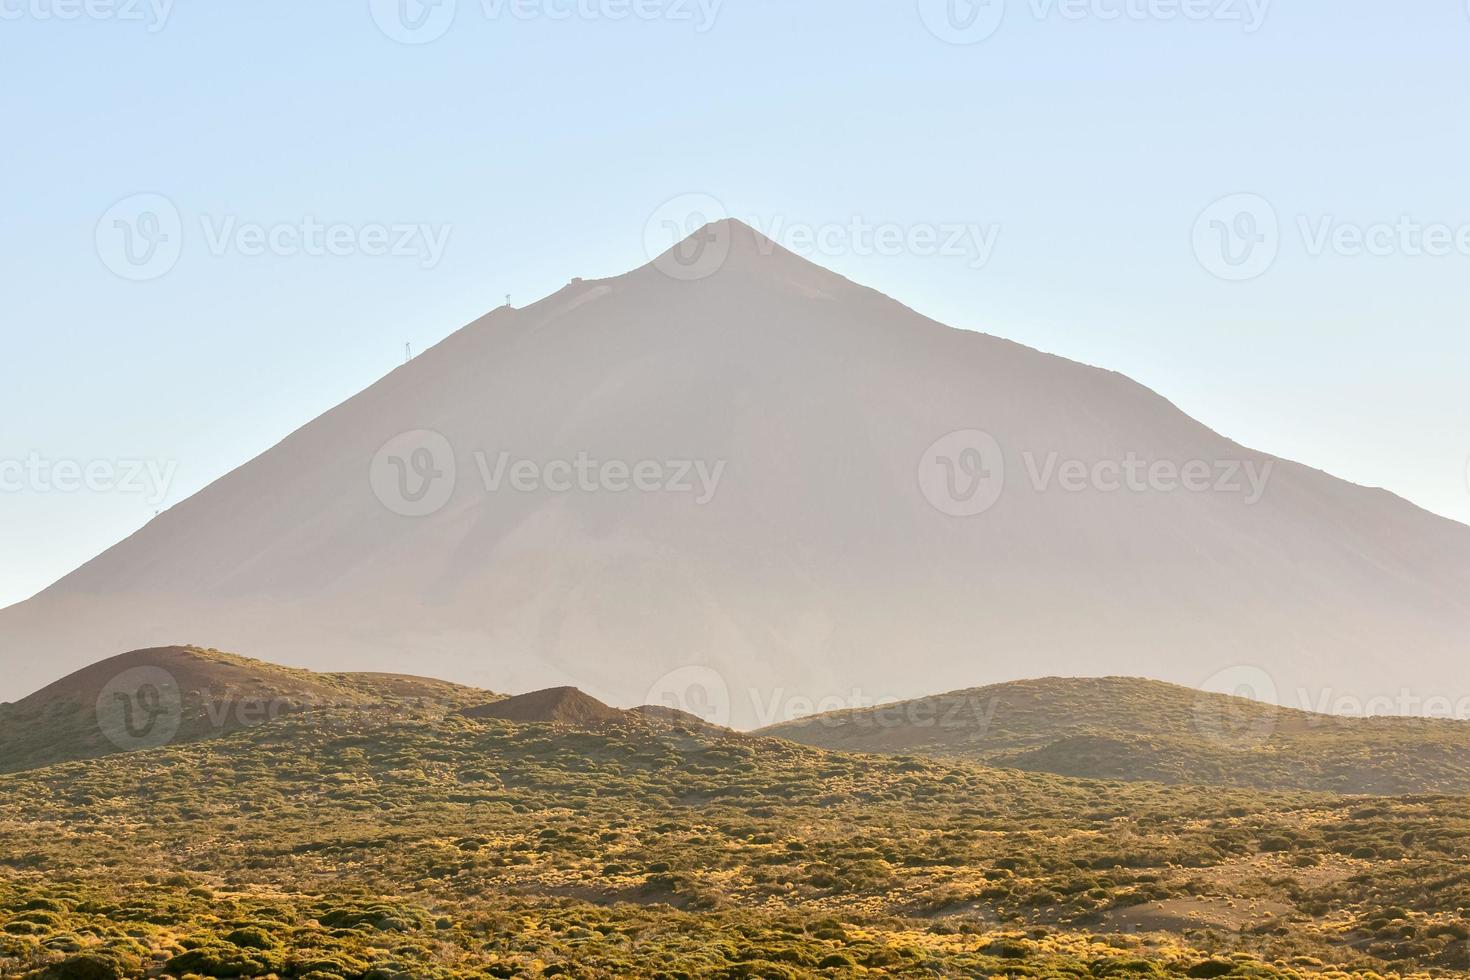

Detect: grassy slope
[759, 676, 1470, 795]
[4, 699, 1470, 977]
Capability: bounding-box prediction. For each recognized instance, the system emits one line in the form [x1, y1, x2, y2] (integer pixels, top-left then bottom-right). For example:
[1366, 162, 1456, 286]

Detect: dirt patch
[1100, 896, 1292, 934]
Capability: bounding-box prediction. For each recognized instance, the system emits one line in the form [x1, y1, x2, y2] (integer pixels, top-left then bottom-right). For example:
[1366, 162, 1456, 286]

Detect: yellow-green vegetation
[761, 677, 1470, 795]
[5, 654, 1470, 977]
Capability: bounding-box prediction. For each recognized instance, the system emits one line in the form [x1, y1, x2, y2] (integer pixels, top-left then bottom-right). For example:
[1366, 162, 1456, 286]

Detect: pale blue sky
[3, 0, 1469, 609]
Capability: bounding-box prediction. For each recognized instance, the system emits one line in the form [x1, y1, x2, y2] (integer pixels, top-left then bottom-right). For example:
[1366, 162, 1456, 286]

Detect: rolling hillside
[6, 676, 1470, 977]
[760, 676, 1470, 794]
[0, 646, 497, 774]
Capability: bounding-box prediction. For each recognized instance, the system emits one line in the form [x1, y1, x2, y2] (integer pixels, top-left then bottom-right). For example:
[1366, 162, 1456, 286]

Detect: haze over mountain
[4, 221, 1469, 726]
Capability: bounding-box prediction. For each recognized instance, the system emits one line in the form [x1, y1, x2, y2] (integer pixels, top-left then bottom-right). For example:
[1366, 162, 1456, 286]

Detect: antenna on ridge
[405, 343, 412, 364]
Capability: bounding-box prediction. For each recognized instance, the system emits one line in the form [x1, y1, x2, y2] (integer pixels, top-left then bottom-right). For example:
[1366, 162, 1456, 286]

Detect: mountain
[760, 676, 1470, 794]
[0, 645, 494, 773]
[4, 220, 1470, 725]
[8, 666, 1470, 977]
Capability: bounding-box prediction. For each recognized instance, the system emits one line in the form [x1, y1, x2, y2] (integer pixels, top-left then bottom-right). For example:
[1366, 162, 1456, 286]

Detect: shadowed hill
[461, 687, 736, 740]
[0, 646, 498, 774]
[759, 676, 1470, 795]
[461, 686, 625, 726]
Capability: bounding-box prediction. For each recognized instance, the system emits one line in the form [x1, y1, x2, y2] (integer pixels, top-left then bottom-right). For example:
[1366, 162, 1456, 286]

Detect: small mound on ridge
[461, 687, 625, 726]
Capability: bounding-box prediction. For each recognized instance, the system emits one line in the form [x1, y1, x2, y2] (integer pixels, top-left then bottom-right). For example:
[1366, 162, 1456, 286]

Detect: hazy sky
[3, 0, 1469, 610]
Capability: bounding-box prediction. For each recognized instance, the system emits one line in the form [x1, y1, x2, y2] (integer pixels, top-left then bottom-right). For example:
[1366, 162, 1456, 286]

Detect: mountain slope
[760, 676, 1470, 794]
[3, 221, 1469, 724]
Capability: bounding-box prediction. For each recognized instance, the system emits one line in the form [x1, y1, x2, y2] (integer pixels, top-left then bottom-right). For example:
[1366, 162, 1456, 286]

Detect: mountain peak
[647, 215, 831, 285]
[711, 216, 778, 244]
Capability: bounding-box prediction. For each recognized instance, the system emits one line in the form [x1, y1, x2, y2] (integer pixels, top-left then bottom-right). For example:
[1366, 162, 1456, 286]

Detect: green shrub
[38, 953, 127, 980]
